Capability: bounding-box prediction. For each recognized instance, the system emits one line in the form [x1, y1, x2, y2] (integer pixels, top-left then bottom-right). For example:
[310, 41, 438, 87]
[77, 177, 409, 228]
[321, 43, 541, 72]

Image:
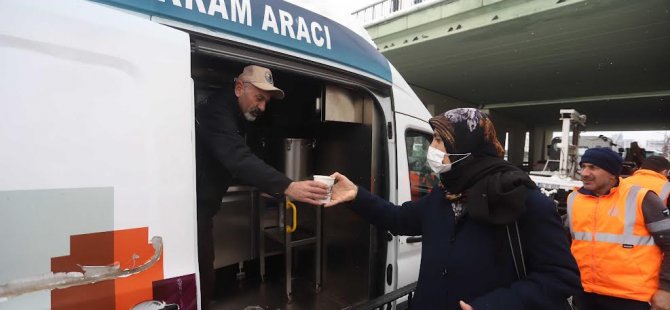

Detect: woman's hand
[459, 301, 473, 310]
[323, 172, 358, 207]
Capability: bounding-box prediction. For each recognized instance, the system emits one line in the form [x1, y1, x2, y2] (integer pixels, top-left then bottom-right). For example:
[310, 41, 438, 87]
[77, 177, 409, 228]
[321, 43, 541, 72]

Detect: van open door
[393, 113, 435, 295]
[0, 1, 197, 309]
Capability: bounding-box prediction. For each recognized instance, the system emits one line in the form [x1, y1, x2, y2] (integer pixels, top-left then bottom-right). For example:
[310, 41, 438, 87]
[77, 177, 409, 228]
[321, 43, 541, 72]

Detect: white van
[0, 1, 435, 309]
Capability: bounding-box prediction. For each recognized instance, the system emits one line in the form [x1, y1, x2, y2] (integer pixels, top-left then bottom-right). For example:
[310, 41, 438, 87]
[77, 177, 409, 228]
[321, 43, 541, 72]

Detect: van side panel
[0, 1, 196, 309]
[390, 65, 432, 120]
[92, 0, 392, 82]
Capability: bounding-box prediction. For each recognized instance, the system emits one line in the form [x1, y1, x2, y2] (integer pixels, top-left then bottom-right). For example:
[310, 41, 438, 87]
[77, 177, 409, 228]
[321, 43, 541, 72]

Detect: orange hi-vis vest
[624, 169, 670, 205]
[567, 180, 660, 301]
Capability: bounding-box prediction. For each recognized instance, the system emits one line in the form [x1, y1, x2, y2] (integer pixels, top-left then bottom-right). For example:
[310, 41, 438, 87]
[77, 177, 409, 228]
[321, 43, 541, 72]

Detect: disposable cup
[313, 175, 335, 204]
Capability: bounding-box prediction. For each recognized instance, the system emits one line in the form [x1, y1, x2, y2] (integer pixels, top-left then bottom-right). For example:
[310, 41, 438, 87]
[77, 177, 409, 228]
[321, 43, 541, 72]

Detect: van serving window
[91, 0, 392, 82]
[191, 38, 392, 95]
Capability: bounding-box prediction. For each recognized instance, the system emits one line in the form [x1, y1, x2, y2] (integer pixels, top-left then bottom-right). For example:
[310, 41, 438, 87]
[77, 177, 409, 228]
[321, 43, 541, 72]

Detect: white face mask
[426, 146, 470, 174]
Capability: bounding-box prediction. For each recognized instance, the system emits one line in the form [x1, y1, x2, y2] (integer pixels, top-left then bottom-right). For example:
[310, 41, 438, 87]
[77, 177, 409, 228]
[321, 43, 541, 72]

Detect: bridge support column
[489, 111, 526, 167]
[529, 127, 547, 166]
[506, 128, 526, 167]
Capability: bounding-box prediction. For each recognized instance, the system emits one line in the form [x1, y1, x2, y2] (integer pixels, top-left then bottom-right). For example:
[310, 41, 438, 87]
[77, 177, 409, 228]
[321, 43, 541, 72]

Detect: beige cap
[237, 65, 285, 99]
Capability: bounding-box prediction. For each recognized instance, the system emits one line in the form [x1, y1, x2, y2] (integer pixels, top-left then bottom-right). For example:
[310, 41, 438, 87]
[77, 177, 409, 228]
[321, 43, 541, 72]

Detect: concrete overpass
[355, 0, 670, 165]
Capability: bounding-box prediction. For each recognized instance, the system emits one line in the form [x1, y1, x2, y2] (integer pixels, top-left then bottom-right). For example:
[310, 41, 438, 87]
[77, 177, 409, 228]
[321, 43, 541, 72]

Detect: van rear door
[0, 1, 197, 309]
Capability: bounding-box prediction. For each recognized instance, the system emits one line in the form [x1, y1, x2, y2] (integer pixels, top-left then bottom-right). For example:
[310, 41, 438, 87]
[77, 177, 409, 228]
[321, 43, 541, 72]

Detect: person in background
[626, 141, 646, 169]
[324, 108, 581, 309]
[624, 155, 670, 208]
[195, 65, 328, 309]
[567, 148, 670, 310]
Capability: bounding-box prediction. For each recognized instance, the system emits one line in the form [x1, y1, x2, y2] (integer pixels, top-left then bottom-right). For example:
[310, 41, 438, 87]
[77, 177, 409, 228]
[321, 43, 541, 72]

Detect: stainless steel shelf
[258, 197, 323, 301]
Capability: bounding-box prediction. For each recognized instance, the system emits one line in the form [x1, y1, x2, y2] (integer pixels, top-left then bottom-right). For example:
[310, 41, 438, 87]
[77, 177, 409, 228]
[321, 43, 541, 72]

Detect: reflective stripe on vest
[567, 186, 652, 246]
[572, 232, 655, 246]
[660, 182, 670, 204]
[567, 190, 578, 233]
[648, 218, 670, 233]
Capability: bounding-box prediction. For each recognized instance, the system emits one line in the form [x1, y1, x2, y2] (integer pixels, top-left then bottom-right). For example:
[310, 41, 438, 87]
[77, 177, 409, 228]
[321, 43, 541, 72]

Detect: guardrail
[342, 282, 417, 310]
[352, 0, 445, 26]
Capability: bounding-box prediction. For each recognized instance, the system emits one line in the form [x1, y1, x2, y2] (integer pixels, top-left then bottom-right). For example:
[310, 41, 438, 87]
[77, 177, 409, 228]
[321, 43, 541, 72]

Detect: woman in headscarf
[325, 108, 581, 310]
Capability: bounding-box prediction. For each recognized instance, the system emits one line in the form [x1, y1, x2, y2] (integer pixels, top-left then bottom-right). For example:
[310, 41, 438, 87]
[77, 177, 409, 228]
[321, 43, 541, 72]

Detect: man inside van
[195, 65, 328, 308]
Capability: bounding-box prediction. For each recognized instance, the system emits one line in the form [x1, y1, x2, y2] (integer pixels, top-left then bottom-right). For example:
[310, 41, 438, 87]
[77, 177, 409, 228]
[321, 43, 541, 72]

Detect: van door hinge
[386, 264, 393, 286]
[387, 122, 393, 139]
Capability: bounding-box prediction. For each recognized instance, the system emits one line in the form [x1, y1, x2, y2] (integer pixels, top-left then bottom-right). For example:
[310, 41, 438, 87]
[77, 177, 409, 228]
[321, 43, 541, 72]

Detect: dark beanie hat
[580, 147, 623, 176]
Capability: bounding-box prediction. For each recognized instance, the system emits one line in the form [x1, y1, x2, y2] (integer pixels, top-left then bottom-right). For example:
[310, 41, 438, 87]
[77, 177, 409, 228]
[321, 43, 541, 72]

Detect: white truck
[530, 109, 586, 192]
[530, 109, 620, 219]
[530, 109, 619, 192]
[0, 1, 435, 309]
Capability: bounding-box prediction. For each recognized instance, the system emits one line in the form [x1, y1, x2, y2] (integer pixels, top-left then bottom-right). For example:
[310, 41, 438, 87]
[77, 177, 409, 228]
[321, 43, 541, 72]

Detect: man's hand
[284, 180, 328, 205]
[459, 300, 473, 310]
[651, 289, 670, 310]
[324, 172, 357, 208]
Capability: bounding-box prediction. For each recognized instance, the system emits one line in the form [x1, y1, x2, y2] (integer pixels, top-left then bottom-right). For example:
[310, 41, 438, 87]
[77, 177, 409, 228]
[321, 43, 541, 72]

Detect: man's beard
[244, 108, 262, 121]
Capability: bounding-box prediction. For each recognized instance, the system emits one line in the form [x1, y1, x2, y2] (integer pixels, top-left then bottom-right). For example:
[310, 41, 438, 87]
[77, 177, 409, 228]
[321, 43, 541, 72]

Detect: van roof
[91, 0, 392, 83]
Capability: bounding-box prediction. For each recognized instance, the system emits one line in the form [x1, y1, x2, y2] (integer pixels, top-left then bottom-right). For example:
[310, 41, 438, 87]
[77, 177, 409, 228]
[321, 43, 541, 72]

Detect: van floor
[212, 255, 366, 310]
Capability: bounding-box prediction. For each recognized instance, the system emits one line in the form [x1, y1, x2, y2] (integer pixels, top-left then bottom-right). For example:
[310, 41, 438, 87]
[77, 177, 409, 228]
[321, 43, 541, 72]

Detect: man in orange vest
[624, 156, 670, 208]
[567, 148, 670, 310]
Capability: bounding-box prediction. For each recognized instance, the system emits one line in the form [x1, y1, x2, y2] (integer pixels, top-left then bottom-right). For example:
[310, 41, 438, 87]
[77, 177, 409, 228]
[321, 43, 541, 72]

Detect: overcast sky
[318, 0, 375, 14]
[297, 0, 377, 17]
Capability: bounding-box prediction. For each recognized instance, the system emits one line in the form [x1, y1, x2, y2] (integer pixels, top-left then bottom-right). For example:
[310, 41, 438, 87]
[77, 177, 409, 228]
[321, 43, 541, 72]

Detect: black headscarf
[429, 108, 537, 225]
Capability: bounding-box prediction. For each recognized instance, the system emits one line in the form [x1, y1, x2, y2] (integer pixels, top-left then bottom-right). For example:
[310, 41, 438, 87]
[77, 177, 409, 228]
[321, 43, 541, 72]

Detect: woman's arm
[326, 172, 425, 236]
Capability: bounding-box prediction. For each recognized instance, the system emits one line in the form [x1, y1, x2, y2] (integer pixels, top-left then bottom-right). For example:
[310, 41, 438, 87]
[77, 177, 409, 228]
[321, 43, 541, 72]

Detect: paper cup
[313, 175, 335, 203]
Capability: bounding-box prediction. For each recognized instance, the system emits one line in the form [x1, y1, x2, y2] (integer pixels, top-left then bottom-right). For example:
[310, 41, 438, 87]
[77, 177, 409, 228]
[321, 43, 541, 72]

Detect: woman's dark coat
[350, 185, 582, 310]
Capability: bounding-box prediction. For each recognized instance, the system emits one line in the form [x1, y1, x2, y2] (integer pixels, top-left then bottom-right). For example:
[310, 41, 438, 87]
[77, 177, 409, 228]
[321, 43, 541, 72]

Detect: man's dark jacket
[195, 90, 291, 217]
[350, 186, 582, 310]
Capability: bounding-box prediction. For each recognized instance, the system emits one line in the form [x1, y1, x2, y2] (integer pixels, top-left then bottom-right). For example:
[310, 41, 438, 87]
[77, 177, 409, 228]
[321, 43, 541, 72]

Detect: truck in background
[529, 109, 610, 217]
[530, 109, 587, 192]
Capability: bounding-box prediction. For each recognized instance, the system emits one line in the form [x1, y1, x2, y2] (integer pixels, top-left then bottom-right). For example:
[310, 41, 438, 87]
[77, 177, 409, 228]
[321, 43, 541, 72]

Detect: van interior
[191, 36, 391, 309]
